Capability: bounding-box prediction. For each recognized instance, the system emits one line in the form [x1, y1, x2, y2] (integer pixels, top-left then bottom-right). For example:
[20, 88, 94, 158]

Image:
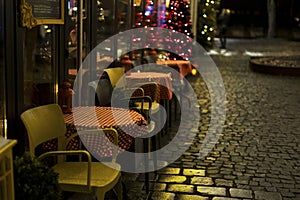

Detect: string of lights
[197, 0, 220, 48]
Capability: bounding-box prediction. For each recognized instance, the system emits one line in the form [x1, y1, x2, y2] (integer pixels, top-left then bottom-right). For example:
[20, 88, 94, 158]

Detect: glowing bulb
[191, 68, 197, 76]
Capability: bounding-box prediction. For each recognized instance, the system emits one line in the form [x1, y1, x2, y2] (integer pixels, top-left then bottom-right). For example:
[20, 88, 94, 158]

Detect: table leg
[143, 138, 149, 194]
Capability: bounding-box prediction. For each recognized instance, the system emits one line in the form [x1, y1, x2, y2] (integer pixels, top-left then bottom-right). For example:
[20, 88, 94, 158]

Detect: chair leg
[174, 97, 178, 120]
[152, 136, 158, 178]
[157, 130, 161, 149]
[143, 139, 149, 194]
[116, 178, 123, 200]
[95, 190, 105, 200]
[168, 99, 172, 127]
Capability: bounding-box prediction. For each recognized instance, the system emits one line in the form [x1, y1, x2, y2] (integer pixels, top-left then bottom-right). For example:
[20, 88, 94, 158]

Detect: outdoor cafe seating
[20, 104, 123, 200]
[40, 55, 193, 196]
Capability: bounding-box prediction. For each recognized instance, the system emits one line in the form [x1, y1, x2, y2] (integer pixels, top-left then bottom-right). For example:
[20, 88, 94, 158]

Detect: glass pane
[66, 0, 89, 86]
[118, 0, 130, 32]
[0, 0, 5, 137]
[24, 25, 55, 109]
[66, 0, 78, 86]
[95, 0, 129, 67]
[97, 0, 115, 43]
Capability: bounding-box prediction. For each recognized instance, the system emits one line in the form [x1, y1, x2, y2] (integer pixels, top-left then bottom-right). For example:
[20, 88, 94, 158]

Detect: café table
[64, 106, 148, 158]
[65, 106, 155, 194]
[156, 60, 192, 79]
[41, 106, 152, 193]
[156, 60, 192, 118]
[41, 106, 148, 158]
[125, 71, 173, 137]
[125, 72, 173, 102]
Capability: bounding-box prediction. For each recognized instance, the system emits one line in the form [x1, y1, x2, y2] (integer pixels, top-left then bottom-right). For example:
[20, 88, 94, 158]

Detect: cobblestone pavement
[123, 38, 300, 200]
[68, 38, 300, 200]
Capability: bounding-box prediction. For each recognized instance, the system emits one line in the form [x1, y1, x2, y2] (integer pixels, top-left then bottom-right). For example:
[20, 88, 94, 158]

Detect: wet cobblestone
[68, 38, 300, 200]
[122, 38, 300, 200]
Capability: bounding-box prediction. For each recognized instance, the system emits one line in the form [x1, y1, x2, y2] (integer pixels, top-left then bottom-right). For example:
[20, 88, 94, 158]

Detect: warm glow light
[135, 0, 142, 6]
[191, 68, 197, 76]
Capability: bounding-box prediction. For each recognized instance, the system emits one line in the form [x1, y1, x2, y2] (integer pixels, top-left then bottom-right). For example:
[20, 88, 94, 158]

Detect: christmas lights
[162, 0, 193, 60]
[197, 0, 220, 48]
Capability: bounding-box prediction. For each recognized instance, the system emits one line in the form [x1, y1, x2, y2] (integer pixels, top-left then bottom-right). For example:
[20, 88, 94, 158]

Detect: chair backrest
[96, 78, 113, 106]
[134, 82, 159, 103]
[20, 104, 67, 159]
[104, 67, 125, 88]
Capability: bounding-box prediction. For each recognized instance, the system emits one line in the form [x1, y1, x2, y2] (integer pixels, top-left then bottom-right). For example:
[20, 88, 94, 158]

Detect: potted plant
[13, 152, 61, 200]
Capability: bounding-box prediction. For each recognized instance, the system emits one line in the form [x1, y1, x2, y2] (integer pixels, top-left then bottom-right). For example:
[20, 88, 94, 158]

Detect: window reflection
[0, 0, 5, 137]
[66, 0, 133, 91]
[24, 25, 55, 109]
[66, 0, 88, 86]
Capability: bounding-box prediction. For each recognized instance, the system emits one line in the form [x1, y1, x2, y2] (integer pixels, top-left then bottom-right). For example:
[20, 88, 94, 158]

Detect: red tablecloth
[42, 106, 148, 158]
[67, 106, 148, 157]
[156, 60, 192, 78]
[125, 72, 173, 101]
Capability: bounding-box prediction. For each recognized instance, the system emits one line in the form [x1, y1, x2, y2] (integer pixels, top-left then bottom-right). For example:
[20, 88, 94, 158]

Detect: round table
[156, 60, 192, 78]
[125, 72, 173, 101]
[42, 106, 148, 158]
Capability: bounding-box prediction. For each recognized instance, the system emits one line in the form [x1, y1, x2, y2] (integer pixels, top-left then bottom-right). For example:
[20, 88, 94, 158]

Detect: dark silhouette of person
[217, 9, 231, 49]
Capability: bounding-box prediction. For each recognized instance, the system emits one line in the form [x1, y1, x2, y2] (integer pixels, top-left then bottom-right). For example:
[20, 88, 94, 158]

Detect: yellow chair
[115, 86, 158, 192]
[20, 104, 122, 200]
[132, 82, 160, 116]
[104, 67, 126, 88]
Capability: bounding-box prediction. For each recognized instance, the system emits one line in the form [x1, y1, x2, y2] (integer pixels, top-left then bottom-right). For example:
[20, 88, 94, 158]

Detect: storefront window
[23, 25, 55, 109]
[0, 0, 5, 137]
[65, 0, 133, 98]
[95, 0, 131, 65]
[66, 0, 89, 85]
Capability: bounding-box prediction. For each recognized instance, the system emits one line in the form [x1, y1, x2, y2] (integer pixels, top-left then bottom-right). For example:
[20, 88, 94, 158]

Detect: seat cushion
[135, 102, 160, 114]
[53, 162, 121, 189]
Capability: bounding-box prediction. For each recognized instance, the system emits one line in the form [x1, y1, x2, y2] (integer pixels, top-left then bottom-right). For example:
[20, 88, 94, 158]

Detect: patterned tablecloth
[156, 60, 192, 78]
[42, 106, 148, 158]
[125, 72, 173, 101]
